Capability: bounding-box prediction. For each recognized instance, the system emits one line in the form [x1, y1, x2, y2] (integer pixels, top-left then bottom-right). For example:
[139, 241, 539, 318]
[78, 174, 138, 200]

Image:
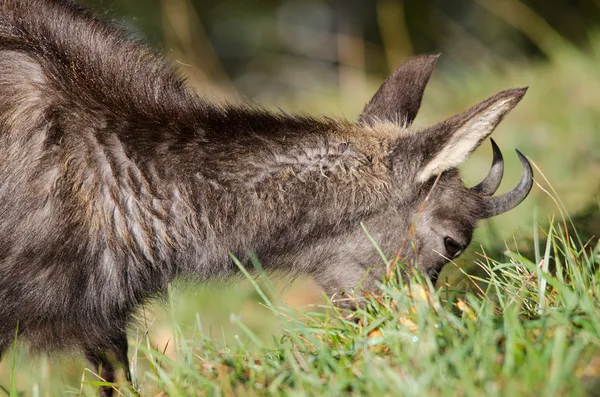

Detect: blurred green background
[2, 0, 600, 393]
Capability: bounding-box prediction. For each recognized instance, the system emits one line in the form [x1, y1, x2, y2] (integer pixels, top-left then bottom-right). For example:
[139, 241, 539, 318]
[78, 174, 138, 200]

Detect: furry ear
[359, 55, 438, 127]
[416, 87, 527, 183]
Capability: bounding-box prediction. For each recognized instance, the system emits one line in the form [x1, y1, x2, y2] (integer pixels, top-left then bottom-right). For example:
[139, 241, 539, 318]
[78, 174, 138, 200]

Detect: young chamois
[0, 0, 533, 393]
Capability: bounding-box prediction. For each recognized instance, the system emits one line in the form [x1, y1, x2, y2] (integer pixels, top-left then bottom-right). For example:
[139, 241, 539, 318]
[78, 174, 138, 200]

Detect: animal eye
[444, 237, 462, 258]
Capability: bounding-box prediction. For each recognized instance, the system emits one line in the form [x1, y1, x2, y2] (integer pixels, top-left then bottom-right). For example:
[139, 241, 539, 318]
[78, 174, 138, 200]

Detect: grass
[2, 200, 598, 396]
[125, 201, 600, 397]
[104, 212, 598, 395]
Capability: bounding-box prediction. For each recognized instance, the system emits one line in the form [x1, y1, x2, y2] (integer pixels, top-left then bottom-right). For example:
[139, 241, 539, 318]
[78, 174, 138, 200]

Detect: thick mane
[0, 0, 340, 146]
[0, 0, 191, 120]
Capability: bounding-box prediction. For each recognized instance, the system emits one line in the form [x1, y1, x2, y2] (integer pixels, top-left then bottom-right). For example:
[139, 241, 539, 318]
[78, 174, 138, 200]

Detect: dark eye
[444, 237, 463, 258]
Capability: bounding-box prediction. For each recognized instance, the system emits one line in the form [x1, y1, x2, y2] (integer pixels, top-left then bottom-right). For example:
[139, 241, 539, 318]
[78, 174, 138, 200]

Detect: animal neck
[65, 102, 394, 305]
[154, 109, 395, 279]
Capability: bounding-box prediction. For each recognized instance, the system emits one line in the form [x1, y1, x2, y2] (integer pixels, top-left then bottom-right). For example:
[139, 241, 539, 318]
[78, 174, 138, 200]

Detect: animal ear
[416, 87, 527, 183]
[359, 55, 438, 127]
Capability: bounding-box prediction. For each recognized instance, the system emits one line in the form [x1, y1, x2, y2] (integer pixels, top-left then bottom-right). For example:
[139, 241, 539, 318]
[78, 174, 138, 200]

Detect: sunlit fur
[0, 0, 528, 392]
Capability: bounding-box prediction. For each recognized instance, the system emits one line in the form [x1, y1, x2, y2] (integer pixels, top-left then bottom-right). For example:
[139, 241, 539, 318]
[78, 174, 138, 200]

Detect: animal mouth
[427, 265, 444, 287]
[427, 268, 441, 286]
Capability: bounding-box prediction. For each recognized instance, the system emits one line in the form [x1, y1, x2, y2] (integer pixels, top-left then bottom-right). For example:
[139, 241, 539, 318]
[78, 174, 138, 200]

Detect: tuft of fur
[0, 1, 530, 393]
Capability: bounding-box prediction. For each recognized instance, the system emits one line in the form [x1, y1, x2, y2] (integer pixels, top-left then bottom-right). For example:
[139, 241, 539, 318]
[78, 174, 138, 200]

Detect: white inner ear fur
[417, 97, 514, 182]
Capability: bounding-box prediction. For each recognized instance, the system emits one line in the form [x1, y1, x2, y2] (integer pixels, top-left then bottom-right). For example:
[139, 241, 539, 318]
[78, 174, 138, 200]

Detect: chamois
[0, 0, 533, 394]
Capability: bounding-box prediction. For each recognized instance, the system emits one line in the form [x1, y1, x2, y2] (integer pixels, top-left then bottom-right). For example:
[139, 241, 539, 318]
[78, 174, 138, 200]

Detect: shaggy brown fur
[0, 0, 533, 394]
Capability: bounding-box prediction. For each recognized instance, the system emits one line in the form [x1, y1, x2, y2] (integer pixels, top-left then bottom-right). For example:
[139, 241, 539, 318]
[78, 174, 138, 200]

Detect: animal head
[308, 55, 533, 298]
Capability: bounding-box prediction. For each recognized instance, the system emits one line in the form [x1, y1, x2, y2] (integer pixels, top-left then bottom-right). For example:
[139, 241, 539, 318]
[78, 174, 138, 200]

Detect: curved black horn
[471, 139, 504, 196]
[481, 149, 533, 219]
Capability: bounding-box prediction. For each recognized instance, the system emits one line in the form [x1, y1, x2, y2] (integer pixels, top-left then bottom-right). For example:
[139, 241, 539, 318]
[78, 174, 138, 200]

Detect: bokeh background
[2, 0, 600, 393]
